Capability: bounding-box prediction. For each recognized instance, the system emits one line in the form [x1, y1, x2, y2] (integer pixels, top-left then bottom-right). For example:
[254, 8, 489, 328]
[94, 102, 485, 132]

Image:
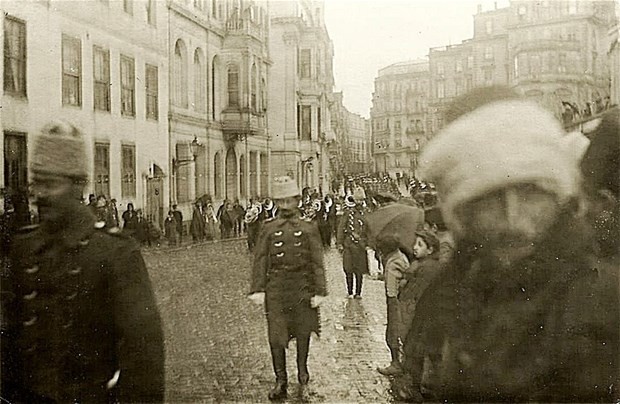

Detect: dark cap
[415, 230, 439, 253]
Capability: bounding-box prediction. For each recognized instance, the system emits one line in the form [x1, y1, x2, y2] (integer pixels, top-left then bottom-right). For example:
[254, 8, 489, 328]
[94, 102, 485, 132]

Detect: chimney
[477, 4, 482, 13]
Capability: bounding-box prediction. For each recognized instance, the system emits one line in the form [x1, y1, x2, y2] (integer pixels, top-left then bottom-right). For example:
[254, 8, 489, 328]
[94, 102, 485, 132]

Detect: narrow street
[144, 240, 394, 403]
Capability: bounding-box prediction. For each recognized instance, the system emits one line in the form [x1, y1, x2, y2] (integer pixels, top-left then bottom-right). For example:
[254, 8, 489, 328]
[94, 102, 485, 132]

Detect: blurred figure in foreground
[397, 99, 619, 402]
[1, 121, 164, 402]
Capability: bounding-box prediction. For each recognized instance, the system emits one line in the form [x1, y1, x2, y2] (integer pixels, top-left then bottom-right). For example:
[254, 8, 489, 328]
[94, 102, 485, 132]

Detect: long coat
[250, 210, 327, 348]
[1, 207, 165, 403]
[337, 206, 369, 275]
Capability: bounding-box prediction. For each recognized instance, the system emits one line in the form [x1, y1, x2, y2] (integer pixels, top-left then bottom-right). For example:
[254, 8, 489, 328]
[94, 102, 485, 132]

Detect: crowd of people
[0, 83, 618, 403]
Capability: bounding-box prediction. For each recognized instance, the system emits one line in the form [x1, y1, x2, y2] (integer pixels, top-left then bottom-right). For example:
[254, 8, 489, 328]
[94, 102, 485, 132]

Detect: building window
[394, 120, 401, 134]
[437, 62, 444, 75]
[176, 144, 191, 203]
[94, 143, 110, 198]
[260, 77, 267, 112]
[120, 55, 135, 116]
[239, 154, 246, 197]
[123, 0, 133, 15]
[93, 46, 110, 111]
[467, 55, 474, 69]
[62, 35, 81, 106]
[301, 105, 311, 140]
[484, 68, 493, 85]
[194, 0, 203, 10]
[514, 56, 519, 77]
[485, 20, 493, 35]
[455, 60, 463, 73]
[518, 5, 527, 17]
[484, 46, 494, 60]
[147, 0, 156, 25]
[211, 56, 218, 119]
[299, 49, 311, 78]
[455, 79, 463, 96]
[173, 40, 188, 108]
[558, 53, 567, 73]
[437, 81, 445, 99]
[3, 16, 26, 97]
[466, 75, 473, 91]
[227, 64, 239, 107]
[194, 49, 206, 112]
[260, 153, 268, 197]
[3, 132, 28, 198]
[121, 145, 136, 198]
[251, 63, 258, 112]
[146, 64, 158, 120]
[568, 0, 577, 14]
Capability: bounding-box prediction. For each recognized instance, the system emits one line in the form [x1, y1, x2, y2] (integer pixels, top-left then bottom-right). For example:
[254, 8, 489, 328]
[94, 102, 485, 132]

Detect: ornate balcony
[221, 108, 264, 141]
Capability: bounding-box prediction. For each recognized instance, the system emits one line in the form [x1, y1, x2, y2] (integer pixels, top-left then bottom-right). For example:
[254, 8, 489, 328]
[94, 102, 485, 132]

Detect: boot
[378, 347, 403, 376]
[268, 347, 288, 400]
[297, 335, 310, 385]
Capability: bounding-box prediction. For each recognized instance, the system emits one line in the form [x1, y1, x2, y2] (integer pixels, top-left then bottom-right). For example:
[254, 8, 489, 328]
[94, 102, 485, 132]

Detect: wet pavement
[144, 239, 395, 403]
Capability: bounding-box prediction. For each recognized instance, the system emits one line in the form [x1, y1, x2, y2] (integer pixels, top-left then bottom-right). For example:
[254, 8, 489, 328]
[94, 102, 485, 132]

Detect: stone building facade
[1, 0, 170, 228]
[268, 0, 335, 194]
[329, 92, 371, 176]
[370, 60, 430, 177]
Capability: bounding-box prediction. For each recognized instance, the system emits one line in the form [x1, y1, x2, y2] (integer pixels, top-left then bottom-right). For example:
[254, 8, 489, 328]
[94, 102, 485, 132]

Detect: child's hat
[415, 230, 440, 253]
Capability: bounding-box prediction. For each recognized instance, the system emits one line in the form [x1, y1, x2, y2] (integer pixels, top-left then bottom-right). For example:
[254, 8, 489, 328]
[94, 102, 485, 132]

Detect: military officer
[1, 121, 165, 403]
[248, 176, 327, 401]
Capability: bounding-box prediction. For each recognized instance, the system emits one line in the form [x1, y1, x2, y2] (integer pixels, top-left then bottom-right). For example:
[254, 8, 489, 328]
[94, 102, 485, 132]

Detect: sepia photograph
[1, 0, 619, 402]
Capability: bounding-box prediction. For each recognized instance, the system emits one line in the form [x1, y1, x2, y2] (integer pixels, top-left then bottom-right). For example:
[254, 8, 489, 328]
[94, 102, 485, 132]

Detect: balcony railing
[514, 39, 580, 54]
[221, 109, 264, 141]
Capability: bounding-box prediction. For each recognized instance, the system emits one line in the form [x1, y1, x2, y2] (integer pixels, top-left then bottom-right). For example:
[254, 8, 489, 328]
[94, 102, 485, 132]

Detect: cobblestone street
[144, 240, 394, 403]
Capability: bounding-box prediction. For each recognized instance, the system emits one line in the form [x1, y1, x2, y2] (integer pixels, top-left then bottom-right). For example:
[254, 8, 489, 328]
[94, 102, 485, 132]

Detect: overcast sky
[324, 0, 510, 117]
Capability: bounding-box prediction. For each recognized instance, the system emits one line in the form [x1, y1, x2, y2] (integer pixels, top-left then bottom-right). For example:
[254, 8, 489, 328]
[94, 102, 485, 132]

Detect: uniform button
[276, 252, 285, 258]
[62, 320, 73, 329]
[294, 231, 302, 237]
[25, 344, 38, 353]
[68, 267, 82, 275]
[66, 292, 78, 301]
[274, 231, 283, 236]
[23, 291, 38, 300]
[294, 242, 302, 247]
[25, 265, 39, 274]
[23, 315, 38, 327]
[274, 241, 283, 247]
[78, 239, 89, 246]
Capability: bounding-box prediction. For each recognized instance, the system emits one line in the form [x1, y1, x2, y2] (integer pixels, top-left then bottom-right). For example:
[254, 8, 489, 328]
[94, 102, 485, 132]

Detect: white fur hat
[272, 176, 300, 199]
[418, 100, 581, 232]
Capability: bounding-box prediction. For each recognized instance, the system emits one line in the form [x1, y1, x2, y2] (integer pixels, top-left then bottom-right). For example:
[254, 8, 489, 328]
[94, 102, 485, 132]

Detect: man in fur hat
[248, 176, 327, 400]
[1, 121, 165, 402]
[396, 99, 619, 402]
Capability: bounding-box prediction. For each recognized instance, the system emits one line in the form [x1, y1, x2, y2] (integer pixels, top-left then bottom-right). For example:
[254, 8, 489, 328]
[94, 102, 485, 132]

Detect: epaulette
[302, 217, 313, 223]
[94, 221, 106, 229]
[263, 217, 276, 223]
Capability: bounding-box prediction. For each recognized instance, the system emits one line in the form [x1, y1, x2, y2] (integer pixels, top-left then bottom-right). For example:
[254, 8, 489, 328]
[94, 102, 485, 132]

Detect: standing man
[249, 176, 327, 400]
[1, 121, 165, 403]
[172, 204, 184, 244]
[337, 187, 369, 298]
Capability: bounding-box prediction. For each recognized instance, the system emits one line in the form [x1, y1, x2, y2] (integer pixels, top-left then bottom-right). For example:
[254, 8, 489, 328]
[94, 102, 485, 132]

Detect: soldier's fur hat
[32, 120, 88, 180]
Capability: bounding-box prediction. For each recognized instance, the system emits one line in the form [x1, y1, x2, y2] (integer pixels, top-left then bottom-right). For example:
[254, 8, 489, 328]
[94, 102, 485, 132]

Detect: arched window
[211, 56, 218, 119]
[251, 63, 258, 112]
[214, 151, 221, 198]
[260, 76, 267, 112]
[173, 39, 188, 108]
[227, 64, 239, 108]
[194, 49, 206, 112]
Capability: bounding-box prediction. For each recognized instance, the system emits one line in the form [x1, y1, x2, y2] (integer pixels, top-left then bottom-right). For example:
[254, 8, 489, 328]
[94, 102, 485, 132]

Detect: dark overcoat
[402, 212, 619, 402]
[250, 210, 327, 348]
[1, 207, 165, 403]
[337, 206, 369, 275]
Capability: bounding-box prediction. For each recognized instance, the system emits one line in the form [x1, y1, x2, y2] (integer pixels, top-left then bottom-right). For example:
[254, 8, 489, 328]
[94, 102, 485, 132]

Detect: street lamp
[172, 136, 201, 168]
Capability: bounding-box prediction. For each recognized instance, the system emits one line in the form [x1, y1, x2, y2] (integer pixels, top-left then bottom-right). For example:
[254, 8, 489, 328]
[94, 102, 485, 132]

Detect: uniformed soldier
[337, 187, 370, 298]
[1, 121, 165, 403]
[248, 176, 327, 401]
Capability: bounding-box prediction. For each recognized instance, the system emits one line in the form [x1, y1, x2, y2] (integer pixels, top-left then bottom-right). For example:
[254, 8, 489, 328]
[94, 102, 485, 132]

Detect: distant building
[268, 0, 335, 193]
[329, 92, 371, 176]
[370, 60, 430, 177]
[1, 0, 170, 228]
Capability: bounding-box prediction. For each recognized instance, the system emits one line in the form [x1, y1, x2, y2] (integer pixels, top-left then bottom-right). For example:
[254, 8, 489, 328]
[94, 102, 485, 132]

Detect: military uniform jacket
[1, 207, 165, 403]
[337, 207, 369, 274]
[250, 210, 327, 347]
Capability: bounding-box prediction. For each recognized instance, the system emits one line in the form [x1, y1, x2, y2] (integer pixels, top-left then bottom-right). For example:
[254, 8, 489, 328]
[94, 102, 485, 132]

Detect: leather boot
[297, 335, 310, 385]
[268, 347, 288, 400]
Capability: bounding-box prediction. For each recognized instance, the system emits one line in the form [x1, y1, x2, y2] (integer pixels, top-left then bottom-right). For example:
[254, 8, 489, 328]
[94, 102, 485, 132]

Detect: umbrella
[366, 202, 425, 256]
